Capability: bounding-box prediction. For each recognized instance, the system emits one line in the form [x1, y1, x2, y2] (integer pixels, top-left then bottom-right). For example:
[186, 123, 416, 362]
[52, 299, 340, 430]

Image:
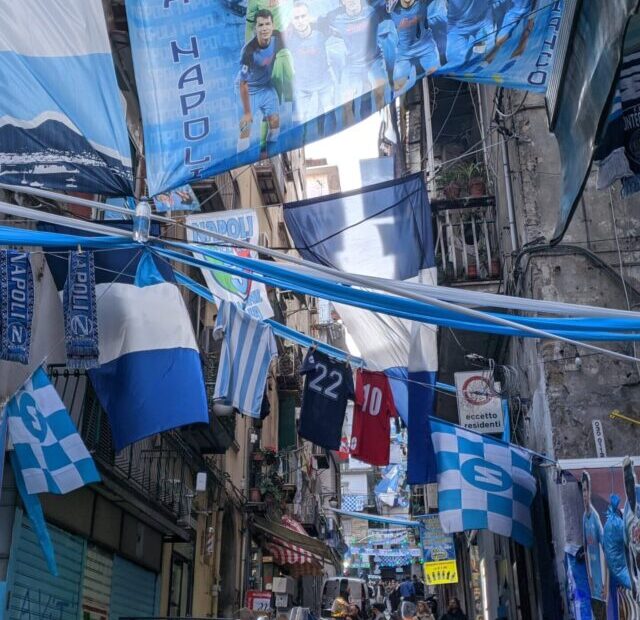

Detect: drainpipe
[500, 138, 519, 253]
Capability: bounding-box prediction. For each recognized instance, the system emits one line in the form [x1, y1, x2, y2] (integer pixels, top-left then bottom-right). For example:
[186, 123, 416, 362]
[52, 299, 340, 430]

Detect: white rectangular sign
[592, 419, 607, 457]
[186, 209, 273, 320]
[454, 371, 504, 434]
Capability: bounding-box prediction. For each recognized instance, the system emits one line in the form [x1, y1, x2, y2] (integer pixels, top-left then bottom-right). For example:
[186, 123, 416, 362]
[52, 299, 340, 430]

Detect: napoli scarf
[1, 250, 34, 365]
[63, 251, 99, 369]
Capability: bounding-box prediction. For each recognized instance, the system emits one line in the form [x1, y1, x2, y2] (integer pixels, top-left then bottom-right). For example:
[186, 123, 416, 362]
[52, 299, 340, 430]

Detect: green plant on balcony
[258, 471, 285, 504]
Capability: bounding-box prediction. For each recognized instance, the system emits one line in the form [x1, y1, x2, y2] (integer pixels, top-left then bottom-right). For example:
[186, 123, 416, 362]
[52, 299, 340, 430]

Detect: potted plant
[461, 161, 487, 197]
[259, 472, 284, 504]
[437, 165, 464, 200]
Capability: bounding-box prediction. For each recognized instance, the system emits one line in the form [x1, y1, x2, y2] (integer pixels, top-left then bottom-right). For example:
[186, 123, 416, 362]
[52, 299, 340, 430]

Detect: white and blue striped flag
[6, 366, 100, 495]
[214, 300, 278, 418]
[431, 419, 537, 546]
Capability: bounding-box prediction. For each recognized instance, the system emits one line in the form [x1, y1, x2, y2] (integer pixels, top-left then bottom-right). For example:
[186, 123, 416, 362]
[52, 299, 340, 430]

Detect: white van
[320, 577, 369, 619]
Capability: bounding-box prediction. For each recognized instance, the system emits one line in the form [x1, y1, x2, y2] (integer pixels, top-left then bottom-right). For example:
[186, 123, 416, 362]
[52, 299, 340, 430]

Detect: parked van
[320, 577, 369, 619]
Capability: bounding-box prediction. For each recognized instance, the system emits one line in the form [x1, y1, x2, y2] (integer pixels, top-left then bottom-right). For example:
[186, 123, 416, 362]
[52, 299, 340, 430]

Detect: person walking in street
[401, 601, 417, 620]
[425, 596, 438, 618]
[332, 585, 351, 618]
[439, 598, 467, 620]
[416, 600, 435, 620]
[412, 575, 425, 601]
[398, 576, 416, 602]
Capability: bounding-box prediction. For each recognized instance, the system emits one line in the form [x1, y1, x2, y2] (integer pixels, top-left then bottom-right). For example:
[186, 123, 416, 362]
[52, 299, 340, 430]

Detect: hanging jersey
[240, 31, 285, 93]
[214, 300, 278, 417]
[298, 349, 354, 450]
[351, 369, 396, 465]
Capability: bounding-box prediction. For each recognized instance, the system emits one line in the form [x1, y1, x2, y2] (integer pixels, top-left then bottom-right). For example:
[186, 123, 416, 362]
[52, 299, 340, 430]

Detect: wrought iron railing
[433, 197, 501, 283]
[49, 365, 200, 521]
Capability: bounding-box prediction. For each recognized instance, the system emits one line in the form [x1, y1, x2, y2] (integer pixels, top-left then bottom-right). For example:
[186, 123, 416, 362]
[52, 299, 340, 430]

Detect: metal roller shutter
[110, 556, 158, 620]
[6, 510, 85, 620]
[82, 546, 113, 619]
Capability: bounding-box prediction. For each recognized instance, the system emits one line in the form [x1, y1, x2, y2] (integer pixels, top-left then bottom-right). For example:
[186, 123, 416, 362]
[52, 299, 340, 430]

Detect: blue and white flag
[1, 251, 34, 365]
[63, 251, 99, 370]
[0, 0, 133, 195]
[6, 366, 100, 494]
[214, 300, 278, 418]
[284, 174, 438, 483]
[45, 239, 209, 450]
[431, 419, 537, 546]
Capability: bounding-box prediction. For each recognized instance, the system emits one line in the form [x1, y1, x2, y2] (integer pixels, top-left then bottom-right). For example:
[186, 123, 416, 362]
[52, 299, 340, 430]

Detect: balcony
[298, 496, 321, 536]
[49, 365, 226, 539]
[181, 351, 236, 455]
[432, 196, 501, 288]
[253, 155, 287, 205]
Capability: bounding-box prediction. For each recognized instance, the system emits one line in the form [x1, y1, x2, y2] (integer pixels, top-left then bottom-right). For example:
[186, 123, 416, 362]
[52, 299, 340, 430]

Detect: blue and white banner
[284, 175, 438, 483]
[186, 210, 273, 320]
[1, 251, 34, 365]
[0, 0, 133, 195]
[551, 0, 637, 242]
[126, 0, 564, 194]
[431, 419, 537, 546]
[63, 251, 99, 370]
[153, 184, 201, 213]
[6, 366, 100, 494]
[45, 235, 209, 450]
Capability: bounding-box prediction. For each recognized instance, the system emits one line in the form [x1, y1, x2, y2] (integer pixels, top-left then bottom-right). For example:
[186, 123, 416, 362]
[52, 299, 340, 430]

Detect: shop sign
[247, 590, 272, 611]
[420, 515, 458, 585]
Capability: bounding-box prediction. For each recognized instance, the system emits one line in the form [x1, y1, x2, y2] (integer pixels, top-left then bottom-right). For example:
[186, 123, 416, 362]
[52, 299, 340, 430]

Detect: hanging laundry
[45, 241, 208, 450]
[63, 251, 99, 369]
[5, 366, 100, 494]
[298, 349, 354, 451]
[1, 250, 34, 365]
[213, 300, 277, 418]
[350, 369, 396, 466]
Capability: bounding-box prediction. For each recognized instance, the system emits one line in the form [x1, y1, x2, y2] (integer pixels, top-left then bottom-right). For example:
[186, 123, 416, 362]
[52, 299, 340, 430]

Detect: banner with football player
[126, 0, 564, 195]
[560, 457, 640, 620]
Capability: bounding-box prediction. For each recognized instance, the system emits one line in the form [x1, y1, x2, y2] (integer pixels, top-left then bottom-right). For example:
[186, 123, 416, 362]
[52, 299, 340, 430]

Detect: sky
[304, 113, 381, 192]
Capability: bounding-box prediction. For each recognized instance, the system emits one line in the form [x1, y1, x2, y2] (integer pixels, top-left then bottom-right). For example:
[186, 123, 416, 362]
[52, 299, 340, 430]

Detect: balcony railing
[48, 365, 222, 527]
[432, 196, 501, 284]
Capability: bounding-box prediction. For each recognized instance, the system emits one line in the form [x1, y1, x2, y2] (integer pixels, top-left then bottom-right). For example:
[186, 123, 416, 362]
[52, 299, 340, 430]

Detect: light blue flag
[431, 418, 537, 546]
[6, 367, 100, 494]
[501, 399, 511, 443]
[10, 452, 58, 576]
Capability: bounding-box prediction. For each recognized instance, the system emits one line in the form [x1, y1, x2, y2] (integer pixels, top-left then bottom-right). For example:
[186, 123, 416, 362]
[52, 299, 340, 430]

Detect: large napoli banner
[126, 0, 564, 195]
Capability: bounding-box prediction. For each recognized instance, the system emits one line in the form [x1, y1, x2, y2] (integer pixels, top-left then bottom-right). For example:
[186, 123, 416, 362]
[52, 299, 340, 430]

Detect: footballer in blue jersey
[390, 0, 440, 94]
[238, 9, 284, 154]
[581, 471, 608, 605]
[319, 0, 391, 117]
[445, 0, 494, 66]
[286, 2, 335, 122]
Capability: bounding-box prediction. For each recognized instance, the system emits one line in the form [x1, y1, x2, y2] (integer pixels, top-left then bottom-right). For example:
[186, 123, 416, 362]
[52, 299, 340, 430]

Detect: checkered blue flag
[341, 494, 366, 512]
[6, 366, 100, 494]
[431, 419, 537, 546]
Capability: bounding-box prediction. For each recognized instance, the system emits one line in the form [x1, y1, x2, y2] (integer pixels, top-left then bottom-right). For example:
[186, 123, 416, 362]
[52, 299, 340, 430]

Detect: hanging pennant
[63, 251, 99, 369]
[1, 250, 34, 365]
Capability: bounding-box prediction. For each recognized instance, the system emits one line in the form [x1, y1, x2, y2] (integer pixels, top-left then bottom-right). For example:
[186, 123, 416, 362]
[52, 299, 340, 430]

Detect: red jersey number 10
[362, 383, 383, 416]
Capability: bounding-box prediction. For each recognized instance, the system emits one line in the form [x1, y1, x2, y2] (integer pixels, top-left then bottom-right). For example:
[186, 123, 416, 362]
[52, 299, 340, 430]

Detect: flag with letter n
[6, 366, 100, 494]
[431, 419, 537, 547]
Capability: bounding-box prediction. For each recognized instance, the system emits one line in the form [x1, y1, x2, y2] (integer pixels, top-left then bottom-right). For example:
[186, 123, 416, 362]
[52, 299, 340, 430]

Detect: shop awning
[251, 515, 335, 562]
